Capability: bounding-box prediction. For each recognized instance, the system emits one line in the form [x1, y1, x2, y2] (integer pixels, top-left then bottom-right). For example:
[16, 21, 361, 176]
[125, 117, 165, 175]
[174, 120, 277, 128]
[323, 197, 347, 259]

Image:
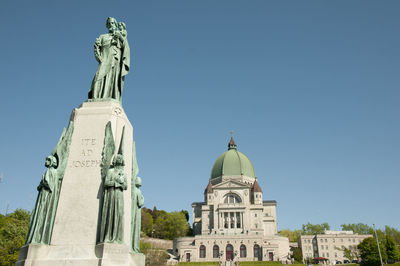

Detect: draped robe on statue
[88, 32, 130, 102]
[99, 167, 127, 243]
[131, 177, 144, 253]
[26, 166, 60, 244]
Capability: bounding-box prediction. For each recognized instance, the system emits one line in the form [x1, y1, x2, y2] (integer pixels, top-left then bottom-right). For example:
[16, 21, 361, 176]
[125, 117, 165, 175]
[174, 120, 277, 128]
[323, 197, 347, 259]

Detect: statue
[99, 122, 127, 243]
[88, 17, 130, 103]
[26, 122, 74, 244]
[130, 142, 144, 253]
[131, 177, 144, 252]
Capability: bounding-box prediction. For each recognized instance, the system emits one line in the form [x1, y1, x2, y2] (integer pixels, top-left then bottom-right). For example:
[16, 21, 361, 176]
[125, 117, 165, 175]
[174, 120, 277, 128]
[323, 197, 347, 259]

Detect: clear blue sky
[0, 0, 399, 231]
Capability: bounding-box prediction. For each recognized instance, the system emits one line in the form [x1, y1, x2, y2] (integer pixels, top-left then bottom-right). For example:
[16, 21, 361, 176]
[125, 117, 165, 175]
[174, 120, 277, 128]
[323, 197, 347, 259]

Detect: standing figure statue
[131, 177, 144, 253]
[26, 156, 59, 244]
[99, 122, 127, 244]
[26, 122, 74, 245]
[99, 154, 127, 243]
[88, 17, 130, 102]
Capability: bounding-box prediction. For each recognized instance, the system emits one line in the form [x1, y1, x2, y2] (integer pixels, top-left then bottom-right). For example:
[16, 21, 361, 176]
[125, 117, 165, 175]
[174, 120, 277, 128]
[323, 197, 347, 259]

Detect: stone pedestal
[16, 101, 144, 266]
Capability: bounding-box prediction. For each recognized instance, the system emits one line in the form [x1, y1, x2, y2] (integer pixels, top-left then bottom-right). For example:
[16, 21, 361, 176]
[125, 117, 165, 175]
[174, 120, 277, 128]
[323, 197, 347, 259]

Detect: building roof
[263, 200, 277, 206]
[252, 179, 262, 192]
[210, 137, 256, 180]
[204, 181, 213, 193]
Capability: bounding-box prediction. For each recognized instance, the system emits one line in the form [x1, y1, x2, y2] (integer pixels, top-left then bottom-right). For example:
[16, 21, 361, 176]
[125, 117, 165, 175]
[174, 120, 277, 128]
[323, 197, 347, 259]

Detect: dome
[210, 137, 256, 180]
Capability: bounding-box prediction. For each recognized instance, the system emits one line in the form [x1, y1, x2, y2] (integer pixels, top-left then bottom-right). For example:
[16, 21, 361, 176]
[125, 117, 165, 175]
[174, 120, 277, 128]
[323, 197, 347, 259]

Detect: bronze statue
[88, 17, 130, 102]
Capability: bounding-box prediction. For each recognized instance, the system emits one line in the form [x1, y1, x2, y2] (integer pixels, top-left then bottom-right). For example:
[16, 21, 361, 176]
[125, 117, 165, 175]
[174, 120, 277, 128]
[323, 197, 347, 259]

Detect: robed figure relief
[131, 142, 144, 253]
[99, 122, 127, 243]
[88, 17, 130, 102]
[26, 122, 74, 244]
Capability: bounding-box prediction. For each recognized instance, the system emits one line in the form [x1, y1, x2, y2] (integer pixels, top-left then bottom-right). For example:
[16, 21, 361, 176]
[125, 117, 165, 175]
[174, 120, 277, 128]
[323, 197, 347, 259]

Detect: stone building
[174, 138, 289, 263]
[298, 230, 372, 264]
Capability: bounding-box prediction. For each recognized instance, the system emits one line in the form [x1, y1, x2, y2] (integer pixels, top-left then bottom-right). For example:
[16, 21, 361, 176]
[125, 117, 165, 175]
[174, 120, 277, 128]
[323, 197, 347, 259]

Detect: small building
[298, 230, 372, 264]
[173, 138, 289, 263]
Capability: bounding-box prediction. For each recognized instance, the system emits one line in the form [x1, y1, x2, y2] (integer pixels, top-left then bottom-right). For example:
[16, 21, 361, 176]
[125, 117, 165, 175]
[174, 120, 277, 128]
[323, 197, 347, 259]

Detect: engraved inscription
[72, 138, 101, 167]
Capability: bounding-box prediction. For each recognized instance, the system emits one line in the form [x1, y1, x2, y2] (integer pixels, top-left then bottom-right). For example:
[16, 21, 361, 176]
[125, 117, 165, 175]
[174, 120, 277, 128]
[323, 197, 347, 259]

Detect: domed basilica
[173, 137, 289, 263]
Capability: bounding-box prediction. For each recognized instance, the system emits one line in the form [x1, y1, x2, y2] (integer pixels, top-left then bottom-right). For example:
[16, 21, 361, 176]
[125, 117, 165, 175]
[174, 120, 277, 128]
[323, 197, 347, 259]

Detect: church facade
[173, 138, 289, 263]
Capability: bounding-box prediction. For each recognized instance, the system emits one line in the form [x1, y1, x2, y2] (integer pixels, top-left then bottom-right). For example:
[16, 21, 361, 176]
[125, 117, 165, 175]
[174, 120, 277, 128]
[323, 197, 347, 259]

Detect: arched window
[213, 245, 219, 258]
[199, 245, 206, 258]
[226, 244, 233, 261]
[254, 244, 261, 261]
[240, 244, 247, 258]
[224, 193, 242, 204]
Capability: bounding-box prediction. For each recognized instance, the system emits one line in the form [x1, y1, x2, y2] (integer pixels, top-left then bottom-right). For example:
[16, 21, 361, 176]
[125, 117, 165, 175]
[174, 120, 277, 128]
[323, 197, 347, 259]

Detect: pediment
[213, 180, 251, 189]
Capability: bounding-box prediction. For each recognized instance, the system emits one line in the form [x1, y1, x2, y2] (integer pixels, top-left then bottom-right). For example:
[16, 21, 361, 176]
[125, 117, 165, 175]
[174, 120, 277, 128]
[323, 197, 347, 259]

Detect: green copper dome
[210, 137, 256, 179]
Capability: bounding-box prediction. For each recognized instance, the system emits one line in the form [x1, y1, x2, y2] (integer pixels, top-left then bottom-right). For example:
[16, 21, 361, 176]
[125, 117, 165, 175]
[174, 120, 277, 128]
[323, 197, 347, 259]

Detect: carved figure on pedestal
[131, 176, 144, 253]
[88, 17, 130, 102]
[26, 122, 74, 244]
[99, 122, 127, 243]
[130, 140, 144, 252]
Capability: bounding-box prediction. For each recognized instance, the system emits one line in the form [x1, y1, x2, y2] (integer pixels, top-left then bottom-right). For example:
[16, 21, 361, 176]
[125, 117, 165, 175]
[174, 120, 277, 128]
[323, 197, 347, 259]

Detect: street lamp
[373, 224, 384, 266]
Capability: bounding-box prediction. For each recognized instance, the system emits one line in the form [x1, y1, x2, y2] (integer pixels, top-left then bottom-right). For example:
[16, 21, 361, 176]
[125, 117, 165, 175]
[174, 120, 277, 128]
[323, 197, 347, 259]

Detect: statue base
[16, 243, 145, 266]
[16, 101, 144, 266]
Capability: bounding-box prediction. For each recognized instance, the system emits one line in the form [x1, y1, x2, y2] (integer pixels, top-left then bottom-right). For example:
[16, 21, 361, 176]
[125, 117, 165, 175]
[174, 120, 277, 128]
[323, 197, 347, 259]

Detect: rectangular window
[333, 238, 335, 243]
[327, 252, 329, 257]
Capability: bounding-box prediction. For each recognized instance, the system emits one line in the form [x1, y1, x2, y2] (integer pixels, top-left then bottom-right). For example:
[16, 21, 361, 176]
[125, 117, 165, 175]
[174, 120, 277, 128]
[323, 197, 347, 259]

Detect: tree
[342, 247, 355, 262]
[292, 247, 303, 263]
[385, 226, 400, 246]
[0, 209, 30, 266]
[181, 210, 189, 222]
[141, 209, 153, 236]
[278, 229, 302, 242]
[152, 211, 189, 240]
[335, 245, 360, 262]
[358, 237, 387, 266]
[385, 235, 400, 262]
[301, 222, 330, 235]
[341, 223, 374, 235]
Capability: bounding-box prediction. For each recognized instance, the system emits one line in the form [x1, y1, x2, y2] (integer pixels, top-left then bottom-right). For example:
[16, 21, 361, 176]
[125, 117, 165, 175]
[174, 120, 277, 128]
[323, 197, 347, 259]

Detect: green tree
[152, 211, 189, 240]
[358, 237, 387, 266]
[301, 222, 330, 235]
[335, 245, 360, 262]
[0, 209, 30, 266]
[278, 229, 301, 242]
[292, 247, 303, 263]
[385, 235, 400, 262]
[341, 223, 374, 235]
[385, 226, 400, 246]
[181, 210, 189, 222]
[141, 209, 153, 236]
[342, 247, 354, 262]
